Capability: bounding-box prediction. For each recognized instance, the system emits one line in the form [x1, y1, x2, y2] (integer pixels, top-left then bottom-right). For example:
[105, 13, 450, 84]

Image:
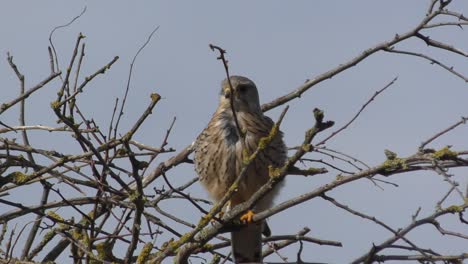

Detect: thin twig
[114, 25, 160, 139]
[209, 44, 245, 143]
[419, 116, 468, 150]
[317, 77, 398, 146]
[385, 47, 468, 82]
[48, 6, 87, 75]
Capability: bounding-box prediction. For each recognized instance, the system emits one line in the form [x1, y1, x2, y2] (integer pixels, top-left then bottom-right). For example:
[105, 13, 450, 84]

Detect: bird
[194, 76, 287, 263]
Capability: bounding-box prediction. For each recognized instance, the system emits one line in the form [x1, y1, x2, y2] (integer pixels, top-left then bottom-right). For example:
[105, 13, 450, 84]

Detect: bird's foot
[240, 210, 255, 224]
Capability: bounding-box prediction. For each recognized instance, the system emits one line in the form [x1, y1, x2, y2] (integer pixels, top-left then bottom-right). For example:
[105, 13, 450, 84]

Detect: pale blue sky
[1, 1, 467, 263]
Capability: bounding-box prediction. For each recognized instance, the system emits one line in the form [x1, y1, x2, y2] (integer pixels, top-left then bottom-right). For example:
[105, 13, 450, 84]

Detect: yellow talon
[240, 210, 255, 223]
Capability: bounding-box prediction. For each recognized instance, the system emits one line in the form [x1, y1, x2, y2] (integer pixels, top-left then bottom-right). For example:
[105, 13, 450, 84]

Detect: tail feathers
[262, 221, 271, 237]
[231, 221, 263, 263]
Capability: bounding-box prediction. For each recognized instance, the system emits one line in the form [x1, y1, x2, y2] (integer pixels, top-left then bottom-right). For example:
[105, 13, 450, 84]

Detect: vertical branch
[209, 44, 245, 143]
[70, 42, 86, 117]
[6, 53, 51, 260]
[113, 26, 160, 139]
[6, 54, 33, 164]
[20, 184, 51, 260]
[123, 142, 144, 264]
[48, 6, 87, 77]
[56, 33, 85, 104]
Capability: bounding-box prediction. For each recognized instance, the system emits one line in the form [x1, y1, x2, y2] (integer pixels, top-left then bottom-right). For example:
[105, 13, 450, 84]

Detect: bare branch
[385, 47, 468, 82]
[420, 116, 468, 150]
[317, 76, 398, 146]
[113, 25, 160, 139]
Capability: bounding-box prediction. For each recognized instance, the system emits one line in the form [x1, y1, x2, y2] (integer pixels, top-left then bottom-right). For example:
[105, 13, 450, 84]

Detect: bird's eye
[238, 85, 247, 93]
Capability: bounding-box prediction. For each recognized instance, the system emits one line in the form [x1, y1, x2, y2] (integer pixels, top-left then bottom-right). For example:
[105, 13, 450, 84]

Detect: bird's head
[219, 76, 261, 113]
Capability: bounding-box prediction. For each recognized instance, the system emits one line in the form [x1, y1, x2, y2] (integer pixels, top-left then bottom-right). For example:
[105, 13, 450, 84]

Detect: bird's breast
[214, 118, 240, 147]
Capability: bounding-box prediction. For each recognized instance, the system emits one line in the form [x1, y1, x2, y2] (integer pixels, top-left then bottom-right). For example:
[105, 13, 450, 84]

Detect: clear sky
[1, 1, 467, 263]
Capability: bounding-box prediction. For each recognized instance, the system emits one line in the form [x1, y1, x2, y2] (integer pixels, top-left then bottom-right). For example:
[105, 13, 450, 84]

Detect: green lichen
[203, 243, 214, 251]
[258, 124, 278, 150]
[165, 237, 179, 252]
[81, 230, 90, 245]
[381, 149, 405, 173]
[69, 98, 76, 109]
[381, 157, 407, 174]
[150, 93, 161, 102]
[243, 124, 279, 164]
[72, 229, 83, 240]
[228, 182, 239, 192]
[128, 190, 141, 202]
[42, 229, 56, 242]
[209, 254, 221, 264]
[47, 211, 64, 222]
[446, 205, 464, 213]
[57, 221, 69, 229]
[305, 127, 318, 139]
[27, 229, 59, 260]
[155, 238, 174, 259]
[9, 171, 29, 184]
[177, 233, 191, 244]
[335, 174, 345, 181]
[301, 144, 313, 152]
[93, 240, 116, 262]
[0, 223, 7, 243]
[433, 146, 458, 160]
[137, 242, 153, 264]
[305, 167, 324, 175]
[116, 147, 127, 156]
[50, 100, 61, 110]
[242, 148, 251, 165]
[88, 211, 94, 219]
[96, 242, 108, 259]
[268, 165, 281, 178]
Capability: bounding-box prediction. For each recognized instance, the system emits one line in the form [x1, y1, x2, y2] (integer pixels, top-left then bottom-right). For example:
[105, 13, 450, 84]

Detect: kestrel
[194, 76, 287, 263]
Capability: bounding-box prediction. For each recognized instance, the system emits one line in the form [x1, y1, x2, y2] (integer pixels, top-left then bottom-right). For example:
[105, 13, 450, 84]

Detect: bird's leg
[240, 210, 255, 224]
[230, 197, 256, 224]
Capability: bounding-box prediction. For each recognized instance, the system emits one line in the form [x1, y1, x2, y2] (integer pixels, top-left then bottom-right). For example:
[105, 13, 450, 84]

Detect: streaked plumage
[194, 76, 287, 263]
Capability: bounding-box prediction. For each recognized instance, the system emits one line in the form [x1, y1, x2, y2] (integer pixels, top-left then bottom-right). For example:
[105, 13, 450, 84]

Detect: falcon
[194, 76, 287, 263]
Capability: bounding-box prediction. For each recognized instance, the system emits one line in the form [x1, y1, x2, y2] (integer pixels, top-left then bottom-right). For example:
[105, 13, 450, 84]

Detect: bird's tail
[231, 221, 264, 263]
